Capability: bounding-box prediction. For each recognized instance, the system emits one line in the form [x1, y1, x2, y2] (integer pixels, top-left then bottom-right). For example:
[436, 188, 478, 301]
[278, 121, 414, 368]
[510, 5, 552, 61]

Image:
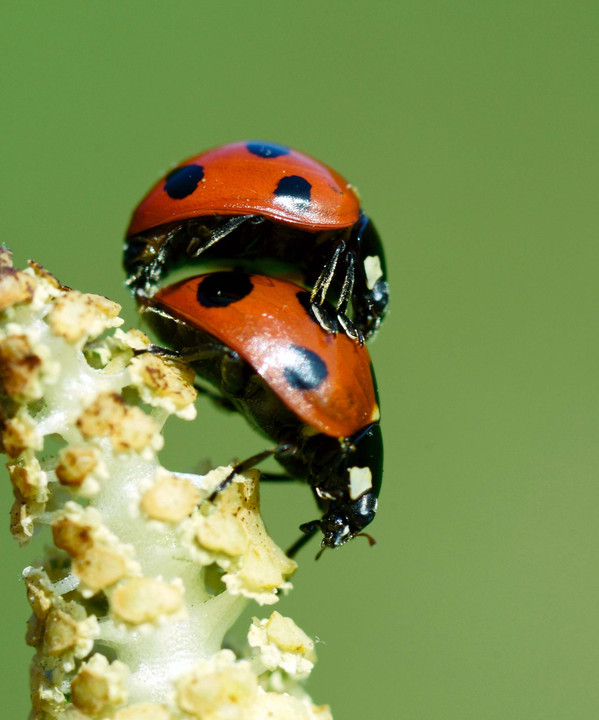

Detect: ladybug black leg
[132, 344, 178, 359]
[337, 314, 364, 345]
[257, 471, 300, 482]
[309, 244, 346, 334]
[186, 215, 260, 258]
[310, 243, 363, 343]
[207, 444, 292, 502]
[134, 343, 225, 363]
[335, 252, 355, 316]
[310, 241, 345, 307]
[310, 303, 339, 335]
[286, 522, 320, 558]
[334, 253, 364, 344]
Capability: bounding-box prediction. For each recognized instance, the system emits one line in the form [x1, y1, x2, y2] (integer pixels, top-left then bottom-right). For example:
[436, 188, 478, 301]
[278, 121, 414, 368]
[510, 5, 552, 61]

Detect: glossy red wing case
[149, 273, 379, 438]
[127, 141, 361, 236]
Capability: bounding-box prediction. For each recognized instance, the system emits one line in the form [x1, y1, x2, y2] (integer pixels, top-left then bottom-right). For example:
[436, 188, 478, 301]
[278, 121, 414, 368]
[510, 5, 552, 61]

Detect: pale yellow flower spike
[0, 249, 332, 720]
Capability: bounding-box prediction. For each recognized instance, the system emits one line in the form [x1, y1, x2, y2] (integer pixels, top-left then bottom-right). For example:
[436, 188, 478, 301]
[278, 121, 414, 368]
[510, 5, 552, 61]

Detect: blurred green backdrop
[2, 2, 598, 718]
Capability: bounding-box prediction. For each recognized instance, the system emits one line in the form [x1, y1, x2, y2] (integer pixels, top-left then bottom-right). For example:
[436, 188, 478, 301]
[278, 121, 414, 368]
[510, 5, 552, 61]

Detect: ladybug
[142, 270, 383, 554]
[124, 140, 389, 342]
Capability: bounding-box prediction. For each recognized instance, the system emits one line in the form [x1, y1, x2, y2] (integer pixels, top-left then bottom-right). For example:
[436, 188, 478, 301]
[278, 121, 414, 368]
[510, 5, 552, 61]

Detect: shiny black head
[301, 422, 383, 550]
[352, 215, 389, 337]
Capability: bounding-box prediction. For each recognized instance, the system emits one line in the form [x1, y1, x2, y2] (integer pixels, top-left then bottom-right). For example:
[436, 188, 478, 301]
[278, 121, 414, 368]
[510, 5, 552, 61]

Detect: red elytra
[148, 273, 379, 439]
[126, 140, 361, 237]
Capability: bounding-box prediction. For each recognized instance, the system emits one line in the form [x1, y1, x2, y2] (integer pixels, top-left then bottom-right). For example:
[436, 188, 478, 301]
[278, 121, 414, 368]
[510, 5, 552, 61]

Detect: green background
[2, 2, 598, 718]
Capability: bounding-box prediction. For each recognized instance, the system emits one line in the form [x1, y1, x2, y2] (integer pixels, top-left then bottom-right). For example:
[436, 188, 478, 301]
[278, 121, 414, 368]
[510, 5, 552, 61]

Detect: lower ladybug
[124, 140, 389, 342]
[142, 270, 383, 554]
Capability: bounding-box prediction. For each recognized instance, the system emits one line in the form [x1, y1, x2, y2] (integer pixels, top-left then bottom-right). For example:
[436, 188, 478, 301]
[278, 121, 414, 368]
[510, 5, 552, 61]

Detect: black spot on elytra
[196, 271, 253, 308]
[164, 164, 205, 200]
[273, 175, 312, 210]
[283, 344, 328, 391]
[246, 141, 290, 159]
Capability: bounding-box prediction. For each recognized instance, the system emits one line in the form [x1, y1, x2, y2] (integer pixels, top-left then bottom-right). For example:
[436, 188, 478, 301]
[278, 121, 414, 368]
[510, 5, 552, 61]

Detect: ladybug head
[351, 216, 389, 337]
[304, 423, 383, 550]
[301, 491, 378, 550]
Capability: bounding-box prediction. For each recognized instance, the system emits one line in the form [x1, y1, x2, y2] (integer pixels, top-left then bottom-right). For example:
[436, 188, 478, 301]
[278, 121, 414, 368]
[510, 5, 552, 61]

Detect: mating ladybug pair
[124, 141, 389, 555]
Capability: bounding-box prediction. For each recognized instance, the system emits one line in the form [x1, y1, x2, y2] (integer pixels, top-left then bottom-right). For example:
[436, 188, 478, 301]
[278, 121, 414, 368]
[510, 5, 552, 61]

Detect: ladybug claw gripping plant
[124, 140, 389, 341]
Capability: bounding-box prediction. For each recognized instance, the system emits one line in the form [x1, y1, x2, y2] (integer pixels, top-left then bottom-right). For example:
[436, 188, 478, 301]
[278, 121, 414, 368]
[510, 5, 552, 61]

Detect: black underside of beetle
[125, 213, 388, 340]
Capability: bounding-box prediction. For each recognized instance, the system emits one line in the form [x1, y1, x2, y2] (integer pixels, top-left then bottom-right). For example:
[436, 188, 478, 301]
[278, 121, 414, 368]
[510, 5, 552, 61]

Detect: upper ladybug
[124, 140, 389, 341]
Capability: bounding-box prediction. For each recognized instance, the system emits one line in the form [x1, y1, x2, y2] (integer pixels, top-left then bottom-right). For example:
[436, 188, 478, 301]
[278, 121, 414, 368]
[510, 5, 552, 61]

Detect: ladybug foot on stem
[207, 446, 287, 503]
[309, 302, 338, 334]
[336, 312, 364, 345]
[309, 302, 364, 344]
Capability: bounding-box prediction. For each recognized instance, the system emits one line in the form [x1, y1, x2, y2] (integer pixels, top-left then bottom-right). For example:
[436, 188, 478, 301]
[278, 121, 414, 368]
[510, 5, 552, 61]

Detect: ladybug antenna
[354, 532, 377, 547]
[314, 545, 328, 561]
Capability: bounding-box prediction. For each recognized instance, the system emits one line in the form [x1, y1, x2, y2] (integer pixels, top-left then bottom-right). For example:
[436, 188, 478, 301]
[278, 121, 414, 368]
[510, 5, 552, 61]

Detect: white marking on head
[348, 466, 373, 500]
[364, 255, 383, 290]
